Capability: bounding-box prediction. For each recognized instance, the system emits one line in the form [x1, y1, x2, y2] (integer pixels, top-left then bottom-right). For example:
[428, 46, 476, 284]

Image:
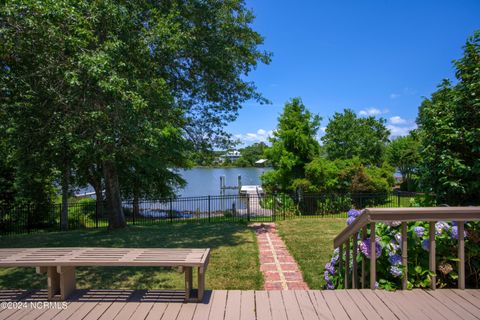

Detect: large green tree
[322, 109, 390, 166]
[386, 133, 420, 191]
[417, 31, 480, 205]
[236, 142, 268, 167]
[1, 0, 270, 229]
[262, 98, 321, 191]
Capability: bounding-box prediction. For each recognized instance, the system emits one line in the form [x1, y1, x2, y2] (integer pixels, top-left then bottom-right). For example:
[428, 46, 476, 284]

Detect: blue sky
[228, 0, 480, 146]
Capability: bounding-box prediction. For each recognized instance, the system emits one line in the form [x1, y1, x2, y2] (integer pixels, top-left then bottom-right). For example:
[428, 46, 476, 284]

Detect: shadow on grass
[0, 222, 258, 290]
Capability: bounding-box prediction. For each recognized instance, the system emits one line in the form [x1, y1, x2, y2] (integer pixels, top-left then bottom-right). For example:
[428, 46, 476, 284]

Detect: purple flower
[359, 238, 382, 259]
[324, 271, 331, 282]
[326, 282, 334, 290]
[387, 240, 400, 254]
[325, 262, 335, 275]
[394, 232, 402, 245]
[347, 216, 356, 225]
[389, 254, 402, 266]
[414, 226, 425, 237]
[451, 226, 468, 240]
[435, 221, 450, 235]
[347, 209, 361, 218]
[390, 266, 402, 278]
[422, 239, 430, 251]
[375, 281, 379, 289]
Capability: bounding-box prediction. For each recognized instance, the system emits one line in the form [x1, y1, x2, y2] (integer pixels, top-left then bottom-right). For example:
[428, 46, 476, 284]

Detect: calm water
[76, 167, 271, 198]
[176, 167, 271, 197]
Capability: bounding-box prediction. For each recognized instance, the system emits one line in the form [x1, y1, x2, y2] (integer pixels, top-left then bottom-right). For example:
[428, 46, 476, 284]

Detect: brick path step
[251, 223, 309, 290]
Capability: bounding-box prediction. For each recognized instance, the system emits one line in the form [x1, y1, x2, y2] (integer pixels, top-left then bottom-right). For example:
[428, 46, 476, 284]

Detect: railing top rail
[333, 207, 480, 248]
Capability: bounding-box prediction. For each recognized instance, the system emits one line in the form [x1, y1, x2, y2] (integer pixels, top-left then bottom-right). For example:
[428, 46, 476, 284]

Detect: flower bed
[324, 209, 480, 290]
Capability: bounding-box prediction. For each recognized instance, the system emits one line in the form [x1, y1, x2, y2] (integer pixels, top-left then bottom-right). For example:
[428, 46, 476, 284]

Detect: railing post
[458, 221, 465, 289]
[345, 237, 350, 289]
[397, 193, 401, 207]
[352, 234, 358, 289]
[208, 196, 211, 223]
[361, 226, 367, 288]
[283, 193, 286, 220]
[401, 222, 408, 290]
[338, 243, 343, 288]
[429, 221, 436, 290]
[169, 197, 173, 223]
[370, 222, 376, 289]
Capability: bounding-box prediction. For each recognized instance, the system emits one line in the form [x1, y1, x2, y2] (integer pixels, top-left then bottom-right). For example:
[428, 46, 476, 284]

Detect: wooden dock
[1, 289, 479, 319]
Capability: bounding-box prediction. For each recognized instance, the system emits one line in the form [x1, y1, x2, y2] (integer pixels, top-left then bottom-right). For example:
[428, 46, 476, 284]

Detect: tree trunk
[86, 164, 104, 220]
[92, 181, 104, 219]
[60, 167, 69, 231]
[103, 160, 126, 229]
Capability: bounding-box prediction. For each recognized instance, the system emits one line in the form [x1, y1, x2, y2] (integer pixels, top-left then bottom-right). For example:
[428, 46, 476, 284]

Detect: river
[75, 167, 271, 198]
[176, 167, 271, 197]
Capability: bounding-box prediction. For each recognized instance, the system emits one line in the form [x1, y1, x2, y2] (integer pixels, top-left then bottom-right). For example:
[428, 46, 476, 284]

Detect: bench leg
[198, 267, 205, 302]
[47, 267, 61, 300]
[184, 267, 192, 301]
[46, 266, 76, 300]
[58, 266, 76, 300]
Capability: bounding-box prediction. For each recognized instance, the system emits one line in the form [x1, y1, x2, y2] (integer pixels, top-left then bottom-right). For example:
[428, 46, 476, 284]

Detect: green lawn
[276, 218, 346, 289]
[0, 223, 262, 291]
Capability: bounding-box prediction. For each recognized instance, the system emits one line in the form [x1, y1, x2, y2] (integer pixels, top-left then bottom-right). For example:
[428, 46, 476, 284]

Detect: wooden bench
[0, 247, 210, 302]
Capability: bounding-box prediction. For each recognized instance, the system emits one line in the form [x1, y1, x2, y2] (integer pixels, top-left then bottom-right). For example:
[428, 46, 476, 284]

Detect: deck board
[294, 291, 318, 320]
[254, 291, 271, 320]
[308, 291, 334, 320]
[358, 290, 398, 320]
[239, 291, 255, 320]
[425, 290, 477, 320]
[1, 289, 480, 320]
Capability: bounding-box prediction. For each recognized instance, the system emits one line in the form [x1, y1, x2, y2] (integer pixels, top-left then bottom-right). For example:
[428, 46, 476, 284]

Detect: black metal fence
[0, 192, 420, 236]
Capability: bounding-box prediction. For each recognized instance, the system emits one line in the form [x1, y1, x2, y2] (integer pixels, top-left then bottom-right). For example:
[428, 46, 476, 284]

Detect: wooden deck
[1, 289, 479, 319]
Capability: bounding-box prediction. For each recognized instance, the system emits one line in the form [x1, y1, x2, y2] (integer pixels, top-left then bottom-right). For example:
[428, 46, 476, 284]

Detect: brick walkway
[252, 223, 309, 290]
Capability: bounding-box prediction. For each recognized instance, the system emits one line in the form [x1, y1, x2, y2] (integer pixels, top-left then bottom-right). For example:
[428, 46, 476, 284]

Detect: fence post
[247, 194, 250, 222]
[95, 201, 99, 228]
[169, 197, 173, 223]
[132, 200, 136, 225]
[58, 204, 62, 231]
[283, 193, 286, 220]
[272, 193, 276, 222]
[208, 196, 211, 223]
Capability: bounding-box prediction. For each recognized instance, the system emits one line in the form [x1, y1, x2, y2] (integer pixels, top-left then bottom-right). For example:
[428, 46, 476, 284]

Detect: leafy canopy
[262, 98, 321, 191]
[322, 109, 390, 166]
[386, 133, 420, 191]
[417, 31, 480, 205]
[0, 0, 270, 228]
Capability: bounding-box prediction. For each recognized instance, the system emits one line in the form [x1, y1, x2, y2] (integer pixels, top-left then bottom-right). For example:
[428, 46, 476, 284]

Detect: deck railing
[333, 207, 480, 290]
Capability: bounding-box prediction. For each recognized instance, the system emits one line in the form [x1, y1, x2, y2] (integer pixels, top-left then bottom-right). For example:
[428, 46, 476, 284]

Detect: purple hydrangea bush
[323, 210, 479, 290]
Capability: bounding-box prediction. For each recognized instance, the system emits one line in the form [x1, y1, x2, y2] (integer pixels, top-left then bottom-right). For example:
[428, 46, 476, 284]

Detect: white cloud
[359, 108, 389, 117]
[389, 116, 407, 125]
[390, 93, 400, 99]
[389, 87, 417, 100]
[234, 129, 273, 145]
[387, 124, 417, 138]
[359, 108, 381, 116]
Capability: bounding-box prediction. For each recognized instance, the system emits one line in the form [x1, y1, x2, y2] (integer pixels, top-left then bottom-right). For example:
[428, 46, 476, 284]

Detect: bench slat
[0, 248, 209, 267]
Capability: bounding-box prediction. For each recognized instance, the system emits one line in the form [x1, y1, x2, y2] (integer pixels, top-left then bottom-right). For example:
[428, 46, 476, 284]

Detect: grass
[276, 218, 346, 289]
[0, 222, 263, 291]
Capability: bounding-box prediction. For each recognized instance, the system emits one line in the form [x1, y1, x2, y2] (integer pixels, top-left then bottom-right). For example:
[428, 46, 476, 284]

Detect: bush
[323, 209, 480, 290]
